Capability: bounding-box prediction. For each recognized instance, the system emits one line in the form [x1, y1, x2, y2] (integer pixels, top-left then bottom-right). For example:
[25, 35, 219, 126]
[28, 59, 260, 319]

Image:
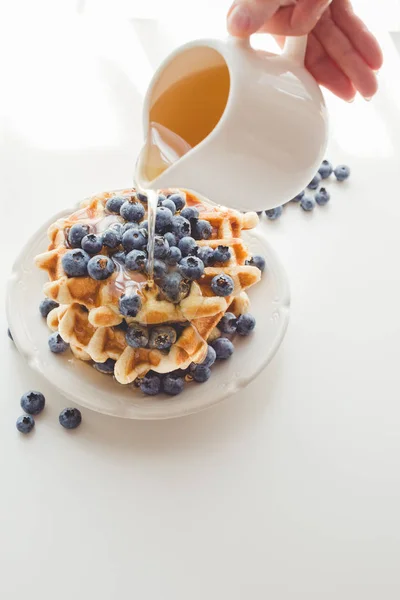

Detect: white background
[2, 2, 400, 599]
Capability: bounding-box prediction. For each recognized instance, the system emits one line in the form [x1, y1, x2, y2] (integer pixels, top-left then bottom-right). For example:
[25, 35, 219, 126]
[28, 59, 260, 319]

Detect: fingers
[313, 12, 378, 98]
[330, 0, 383, 71]
[227, 0, 282, 37]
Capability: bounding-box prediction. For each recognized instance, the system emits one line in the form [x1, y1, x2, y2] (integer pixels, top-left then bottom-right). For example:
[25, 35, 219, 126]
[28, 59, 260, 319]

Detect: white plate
[6, 209, 290, 420]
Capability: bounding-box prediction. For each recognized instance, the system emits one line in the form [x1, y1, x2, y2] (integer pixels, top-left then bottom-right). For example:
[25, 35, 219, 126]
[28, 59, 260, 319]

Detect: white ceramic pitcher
[137, 35, 328, 211]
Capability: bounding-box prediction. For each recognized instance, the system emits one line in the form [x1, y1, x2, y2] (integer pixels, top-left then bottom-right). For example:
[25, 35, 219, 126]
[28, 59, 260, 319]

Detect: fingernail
[347, 97, 355, 103]
[364, 96, 372, 102]
[228, 5, 253, 33]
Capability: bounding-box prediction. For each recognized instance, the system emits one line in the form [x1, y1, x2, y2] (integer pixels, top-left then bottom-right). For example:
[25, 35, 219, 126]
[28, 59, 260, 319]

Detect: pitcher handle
[283, 35, 307, 65]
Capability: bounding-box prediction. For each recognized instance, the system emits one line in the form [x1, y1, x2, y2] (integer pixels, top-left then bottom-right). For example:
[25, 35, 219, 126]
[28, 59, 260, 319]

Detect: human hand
[227, 0, 383, 101]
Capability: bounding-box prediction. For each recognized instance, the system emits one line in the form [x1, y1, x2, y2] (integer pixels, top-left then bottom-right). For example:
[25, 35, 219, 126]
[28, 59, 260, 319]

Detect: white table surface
[2, 11, 400, 600]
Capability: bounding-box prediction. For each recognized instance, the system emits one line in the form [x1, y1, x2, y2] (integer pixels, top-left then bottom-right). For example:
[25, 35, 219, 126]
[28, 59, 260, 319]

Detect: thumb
[227, 0, 295, 37]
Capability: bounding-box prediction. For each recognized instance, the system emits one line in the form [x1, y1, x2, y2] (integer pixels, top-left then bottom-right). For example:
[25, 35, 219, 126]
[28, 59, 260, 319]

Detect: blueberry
[210, 274, 234, 297]
[102, 228, 121, 249]
[218, 312, 237, 334]
[291, 190, 305, 202]
[81, 233, 103, 255]
[146, 259, 168, 279]
[168, 193, 186, 211]
[236, 313, 256, 336]
[193, 219, 212, 240]
[149, 325, 177, 350]
[68, 223, 90, 248]
[119, 293, 142, 317]
[125, 249, 147, 271]
[108, 221, 124, 235]
[179, 256, 204, 280]
[155, 207, 173, 234]
[87, 255, 115, 280]
[20, 391, 45, 415]
[113, 251, 126, 264]
[164, 232, 177, 247]
[140, 373, 161, 396]
[141, 220, 149, 231]
[171, 215, 191, 239]
[122, 228, 147, 252]
[120, 200, 145, 222]
[180, 207, 199, 221]
[318, 160, 333, 179]
[300, 196, 316, 212]
[122, 222, 139, 234]
[165, 246, 182, 266]
[201, 345, 216, 368]
[161, 198, 177, 215]
[93, 358, 116, 374]
[245, 255, 265, 272]
[16, 414, 35, 434]
[178, 236, 197, 257]
[158, 193, 167, 204]
[137, 192, 147, 202]
[212, 337, 234, 359]
[154, 236, 170, 259]
[59, 407, 82, 429]
[192, 365, 211, 383]
[315, 187, 331, 206]
[265, 206, 283, 220]
[106, 196, 126, 214]
[7, 328, 13, 341]
[62, 249, 90, 277]
[48, 332, 69, 353]
[163, 374, 185, 395]
[126, 323, 149, 348]
[39, 298, 59, 318]
[160, 271, 190, 303]
[213, 245, 231, 264]
[307, 173, 321, 189]
[334, 164, 350, 181]
[197, 246, 215, 267]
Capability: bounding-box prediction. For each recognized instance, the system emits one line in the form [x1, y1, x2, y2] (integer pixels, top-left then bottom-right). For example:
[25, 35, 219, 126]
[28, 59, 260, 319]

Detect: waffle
[35, 188, 261, 385]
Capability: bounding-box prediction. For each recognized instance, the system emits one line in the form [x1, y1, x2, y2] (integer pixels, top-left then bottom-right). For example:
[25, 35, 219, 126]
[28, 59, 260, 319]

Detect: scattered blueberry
[141, 220, 149, 231]
[7, 328, 13, 341]
[211, 274, 234, 297]
[291, 190, 305, 202]
[179, 256, 204, 280]
[149, 325, 177, 350]
[61, 249, 90, 277]
[334, 164, 350, 181]
[164, 232, 177, 247]
[158, 194, 167, 204]
[300, 196, 316, 212]
[171, 215, 191, 239]
[307, 173, 322, 189]
[192, 365, 211, 383]
[155, 207, 173, 234]
[140, 373, 161, 396]
[315, 187, 331, 206]
[193, 219, 212, 240]
[218, 312, 237, 335]
[59, 407, 82, 429]
[119, 293, 142, 317]
[197, 246, 215, 267]
[126, 323, 149, 348]
[137, 192, 147, 202]
[122, 228, 147, 252]
[113, 251, 126, 264]
[68, 223, 90, 248]
[180, 207, 199, 221]
[213, 245, 231, 264]
[106, 196, 126, 214]
[245, 255, 265, 272]
[102, 228, 121, 249]
[318, 160, 333, 179]
[146, 259, 168, 279]
[161, 198, 177, 215]
[87, 255, 115, 280]
[48, 332, 69, 353]
[125, 249, 147, 271]
[120, 200, 145, 222]
[20, 391, 45, 415]
[178, 236, 197, 257]
[39, 298, 59, 318]
[154, 236, 170, 259]
[160, 271, 190, 303]
[168, 193, 186, 211]
[122, 222, 139, 234]
[81, 233, 103, 255]
[212, 337, 234, 360]
[201, 345, 216, 368]
[165, 246, 182, 266]
[16, 414, 35, 434]
[265, 206, 283, 220]
[93, 358, 116, 374]
[163, 374, 185, 395]
[236, 313, 256, 336]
